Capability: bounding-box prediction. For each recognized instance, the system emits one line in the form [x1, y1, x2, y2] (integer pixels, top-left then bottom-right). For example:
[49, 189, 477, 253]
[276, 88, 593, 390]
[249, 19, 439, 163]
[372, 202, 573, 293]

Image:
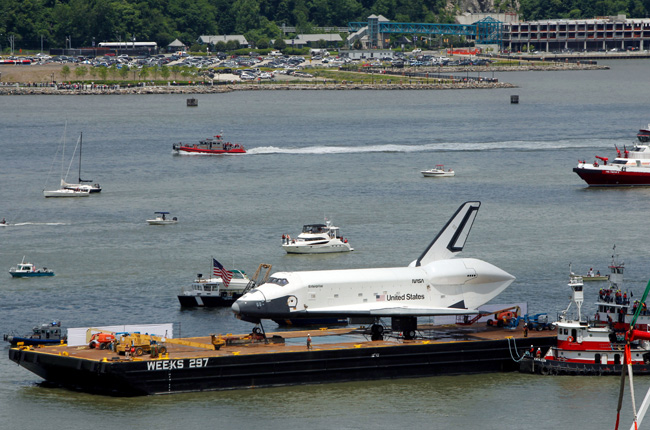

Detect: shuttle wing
[413, 201, 480, 266]
[296, 301, 477, 317]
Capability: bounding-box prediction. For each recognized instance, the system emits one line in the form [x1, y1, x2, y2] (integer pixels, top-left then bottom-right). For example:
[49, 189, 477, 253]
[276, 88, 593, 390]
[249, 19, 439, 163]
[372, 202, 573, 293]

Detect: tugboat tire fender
[540, 366, 550, 375]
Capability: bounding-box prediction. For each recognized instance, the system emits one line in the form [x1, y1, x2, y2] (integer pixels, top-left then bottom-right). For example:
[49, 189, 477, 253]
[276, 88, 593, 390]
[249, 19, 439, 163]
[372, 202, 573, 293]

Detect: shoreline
[0, 81, 517, 95]
[0, 62, 607, 95]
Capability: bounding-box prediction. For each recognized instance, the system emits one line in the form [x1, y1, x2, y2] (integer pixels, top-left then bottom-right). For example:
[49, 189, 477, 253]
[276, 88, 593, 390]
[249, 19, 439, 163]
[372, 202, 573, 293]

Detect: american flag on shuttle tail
[376, 294, 386, 301]
[213, 258, 233, 288]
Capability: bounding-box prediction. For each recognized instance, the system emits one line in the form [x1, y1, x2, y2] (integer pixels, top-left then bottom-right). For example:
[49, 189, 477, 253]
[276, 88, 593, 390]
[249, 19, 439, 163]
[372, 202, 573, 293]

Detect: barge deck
[8, 325, 554, 396]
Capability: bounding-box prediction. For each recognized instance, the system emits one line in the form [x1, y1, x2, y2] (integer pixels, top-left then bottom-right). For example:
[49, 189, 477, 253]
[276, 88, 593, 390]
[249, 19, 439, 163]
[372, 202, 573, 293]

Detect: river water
[2, 60, 650, 429]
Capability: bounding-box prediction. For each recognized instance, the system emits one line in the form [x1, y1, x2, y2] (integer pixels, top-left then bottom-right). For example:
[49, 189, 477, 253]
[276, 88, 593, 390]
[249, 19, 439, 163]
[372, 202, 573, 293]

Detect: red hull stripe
[573, 167, 650, 186]
[177, 146, 246, 154]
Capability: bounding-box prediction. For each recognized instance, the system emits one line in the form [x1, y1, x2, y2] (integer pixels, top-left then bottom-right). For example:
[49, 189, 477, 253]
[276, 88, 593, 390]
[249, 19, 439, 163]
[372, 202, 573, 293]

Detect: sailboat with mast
[61, 132, 101, 193]
[43, 128, 90, 198]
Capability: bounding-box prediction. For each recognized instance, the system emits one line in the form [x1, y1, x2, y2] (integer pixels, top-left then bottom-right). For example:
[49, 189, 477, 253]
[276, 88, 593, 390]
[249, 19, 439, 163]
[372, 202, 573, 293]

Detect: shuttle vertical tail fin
[412, 201, 481, 267]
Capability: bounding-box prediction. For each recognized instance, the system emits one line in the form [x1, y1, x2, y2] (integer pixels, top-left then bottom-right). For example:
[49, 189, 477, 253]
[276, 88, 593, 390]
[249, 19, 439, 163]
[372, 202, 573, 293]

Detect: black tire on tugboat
[159, 346, 167, 354]
[540, 366, 550, 375]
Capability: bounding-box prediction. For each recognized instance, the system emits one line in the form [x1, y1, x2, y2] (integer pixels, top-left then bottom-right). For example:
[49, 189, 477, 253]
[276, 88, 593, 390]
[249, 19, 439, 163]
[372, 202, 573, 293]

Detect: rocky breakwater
[0, 80, 514, 95]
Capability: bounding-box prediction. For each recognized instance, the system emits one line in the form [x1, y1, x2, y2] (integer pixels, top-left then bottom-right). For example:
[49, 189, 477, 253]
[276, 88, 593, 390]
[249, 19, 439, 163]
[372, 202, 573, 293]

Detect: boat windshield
[302, 224, 328, 234]
[231, 270, 246, 279]
[612, 160, 627, 165]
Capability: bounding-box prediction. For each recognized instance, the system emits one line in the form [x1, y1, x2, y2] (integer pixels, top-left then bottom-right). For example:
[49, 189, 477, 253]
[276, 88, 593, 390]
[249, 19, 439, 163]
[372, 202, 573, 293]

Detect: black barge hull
[9, 335, 555, 396]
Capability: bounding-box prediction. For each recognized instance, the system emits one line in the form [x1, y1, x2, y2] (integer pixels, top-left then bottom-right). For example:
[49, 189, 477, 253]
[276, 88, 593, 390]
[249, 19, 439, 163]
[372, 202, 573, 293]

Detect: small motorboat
[172, 132, 246, 155]
[4, 321, 65, 346]
[9, 257, 55, 277]
[421, 165, 455, 177]
[637, 123, 650, 142]
[147, 211, 178, 225]
[282, 219, 353, 254]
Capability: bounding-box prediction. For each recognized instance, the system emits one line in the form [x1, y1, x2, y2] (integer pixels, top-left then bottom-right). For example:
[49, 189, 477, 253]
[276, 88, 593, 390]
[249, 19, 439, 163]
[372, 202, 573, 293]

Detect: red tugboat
[520, 252, 650, 375]
[172, 133, 246, 155]
[573, 124, 650, 186]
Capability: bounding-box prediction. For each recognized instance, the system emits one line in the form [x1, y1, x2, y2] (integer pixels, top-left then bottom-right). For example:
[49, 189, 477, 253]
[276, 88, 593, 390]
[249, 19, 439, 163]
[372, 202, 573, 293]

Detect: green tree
[108, 64, 118, 80]
[88, 66, 97, 80]
[231, 0, 260, 33]
[98, 66, 108, 81]
[215, 41, 227, 52]
[273, 38, 287, 50]
[61, 65, 71, 80]
[171, 65, 181, 79]
[119, 65, 129, 80]
[139, 66, 149, 80]
[75, 65, 88, 81]
[160, 66, 170, 80]
[150, 65, 160, 80]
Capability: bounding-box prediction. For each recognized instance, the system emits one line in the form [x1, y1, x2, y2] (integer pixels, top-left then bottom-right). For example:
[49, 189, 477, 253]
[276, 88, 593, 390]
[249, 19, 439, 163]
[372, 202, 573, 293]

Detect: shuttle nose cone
[231, 301, 240, 314]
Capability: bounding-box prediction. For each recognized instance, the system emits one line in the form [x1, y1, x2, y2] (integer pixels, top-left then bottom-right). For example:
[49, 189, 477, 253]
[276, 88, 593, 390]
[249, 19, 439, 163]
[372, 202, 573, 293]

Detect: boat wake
[247, 139, 623, 155]
[8, 222, 69, 226]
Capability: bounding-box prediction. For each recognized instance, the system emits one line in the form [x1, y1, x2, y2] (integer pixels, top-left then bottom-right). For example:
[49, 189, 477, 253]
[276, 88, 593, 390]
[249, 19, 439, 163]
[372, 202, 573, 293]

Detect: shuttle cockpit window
[268, 277, 289, 286]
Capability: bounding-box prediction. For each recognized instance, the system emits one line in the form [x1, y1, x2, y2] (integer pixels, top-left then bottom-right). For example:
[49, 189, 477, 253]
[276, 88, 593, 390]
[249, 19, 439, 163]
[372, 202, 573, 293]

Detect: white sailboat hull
[43, 189, 90, 198]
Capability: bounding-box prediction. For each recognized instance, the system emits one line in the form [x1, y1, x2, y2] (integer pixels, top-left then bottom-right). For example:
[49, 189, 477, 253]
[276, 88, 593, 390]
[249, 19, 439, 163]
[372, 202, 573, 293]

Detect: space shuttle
[232, 201, 515, 339]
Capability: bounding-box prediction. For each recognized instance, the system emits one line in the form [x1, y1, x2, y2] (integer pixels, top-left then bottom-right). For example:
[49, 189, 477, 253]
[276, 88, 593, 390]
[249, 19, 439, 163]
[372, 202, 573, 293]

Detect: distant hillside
[0, 0, 647, 51]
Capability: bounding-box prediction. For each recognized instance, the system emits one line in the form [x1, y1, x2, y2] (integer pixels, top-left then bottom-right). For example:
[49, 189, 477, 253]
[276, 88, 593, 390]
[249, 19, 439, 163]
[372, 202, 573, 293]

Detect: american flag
[213, 258, 233, 288]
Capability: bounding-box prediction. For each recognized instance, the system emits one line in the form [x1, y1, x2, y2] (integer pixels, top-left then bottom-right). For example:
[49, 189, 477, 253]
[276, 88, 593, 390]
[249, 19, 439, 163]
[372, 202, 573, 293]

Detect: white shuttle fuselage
[232, 202, 515, 323]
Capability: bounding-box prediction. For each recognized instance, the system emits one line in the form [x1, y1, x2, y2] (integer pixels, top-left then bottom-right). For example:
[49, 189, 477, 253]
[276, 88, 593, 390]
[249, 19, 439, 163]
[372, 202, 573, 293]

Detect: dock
[9, 325, 554, 396]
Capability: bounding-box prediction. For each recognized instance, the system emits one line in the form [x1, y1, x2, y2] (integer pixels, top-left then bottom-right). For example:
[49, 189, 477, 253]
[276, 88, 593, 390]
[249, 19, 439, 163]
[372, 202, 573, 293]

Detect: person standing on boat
[307, 334, 312, 350]
[523, 323, 528, 338]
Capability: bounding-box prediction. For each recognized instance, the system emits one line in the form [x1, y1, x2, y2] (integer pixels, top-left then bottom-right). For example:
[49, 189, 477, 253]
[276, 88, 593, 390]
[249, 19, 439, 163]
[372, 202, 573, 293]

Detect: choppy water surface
[2, 59, 650, 429]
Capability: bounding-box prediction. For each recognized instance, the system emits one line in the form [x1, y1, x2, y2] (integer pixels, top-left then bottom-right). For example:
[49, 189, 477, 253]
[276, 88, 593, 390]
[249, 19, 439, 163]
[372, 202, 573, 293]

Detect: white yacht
[282, 219, 353, 254]
[178, 270, 251, 307]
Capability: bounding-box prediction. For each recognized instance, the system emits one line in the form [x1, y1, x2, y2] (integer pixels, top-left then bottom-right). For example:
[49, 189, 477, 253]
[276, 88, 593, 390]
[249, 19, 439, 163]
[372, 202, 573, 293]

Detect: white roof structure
[167, 39, 186, 48]
[294, 34, 342, 43]
[198, 35, 249, 46]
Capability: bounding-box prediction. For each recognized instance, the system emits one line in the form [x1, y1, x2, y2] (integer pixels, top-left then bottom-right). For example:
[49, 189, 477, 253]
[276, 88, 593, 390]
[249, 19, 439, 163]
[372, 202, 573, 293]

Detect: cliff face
[450, 0, 519, 13]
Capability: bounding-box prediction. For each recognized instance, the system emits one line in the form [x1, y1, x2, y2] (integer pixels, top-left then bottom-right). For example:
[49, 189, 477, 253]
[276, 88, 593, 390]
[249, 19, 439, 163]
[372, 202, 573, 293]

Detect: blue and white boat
[9, 257, 55, 278]
[4, 321, 64, 346]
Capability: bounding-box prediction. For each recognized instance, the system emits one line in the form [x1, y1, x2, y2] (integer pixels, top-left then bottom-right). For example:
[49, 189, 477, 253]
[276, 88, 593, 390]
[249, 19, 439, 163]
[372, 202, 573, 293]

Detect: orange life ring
[567, 336, 574, 342]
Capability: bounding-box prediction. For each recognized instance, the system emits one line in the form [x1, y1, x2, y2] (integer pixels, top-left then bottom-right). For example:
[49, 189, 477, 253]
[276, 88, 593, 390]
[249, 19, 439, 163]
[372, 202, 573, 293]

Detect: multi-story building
[503, 15, 650, 52]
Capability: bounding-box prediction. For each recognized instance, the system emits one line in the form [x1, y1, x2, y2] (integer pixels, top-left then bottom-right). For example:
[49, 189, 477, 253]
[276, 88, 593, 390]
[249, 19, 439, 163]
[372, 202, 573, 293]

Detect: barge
[9, 325, 554, 396]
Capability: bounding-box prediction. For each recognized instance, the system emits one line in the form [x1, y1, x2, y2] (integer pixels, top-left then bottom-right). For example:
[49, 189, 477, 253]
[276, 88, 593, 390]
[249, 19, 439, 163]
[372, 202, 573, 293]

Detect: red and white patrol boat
[172, 133, 246, 155]
[520, 254, 650, 375]
[573, 125, 650, 186]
